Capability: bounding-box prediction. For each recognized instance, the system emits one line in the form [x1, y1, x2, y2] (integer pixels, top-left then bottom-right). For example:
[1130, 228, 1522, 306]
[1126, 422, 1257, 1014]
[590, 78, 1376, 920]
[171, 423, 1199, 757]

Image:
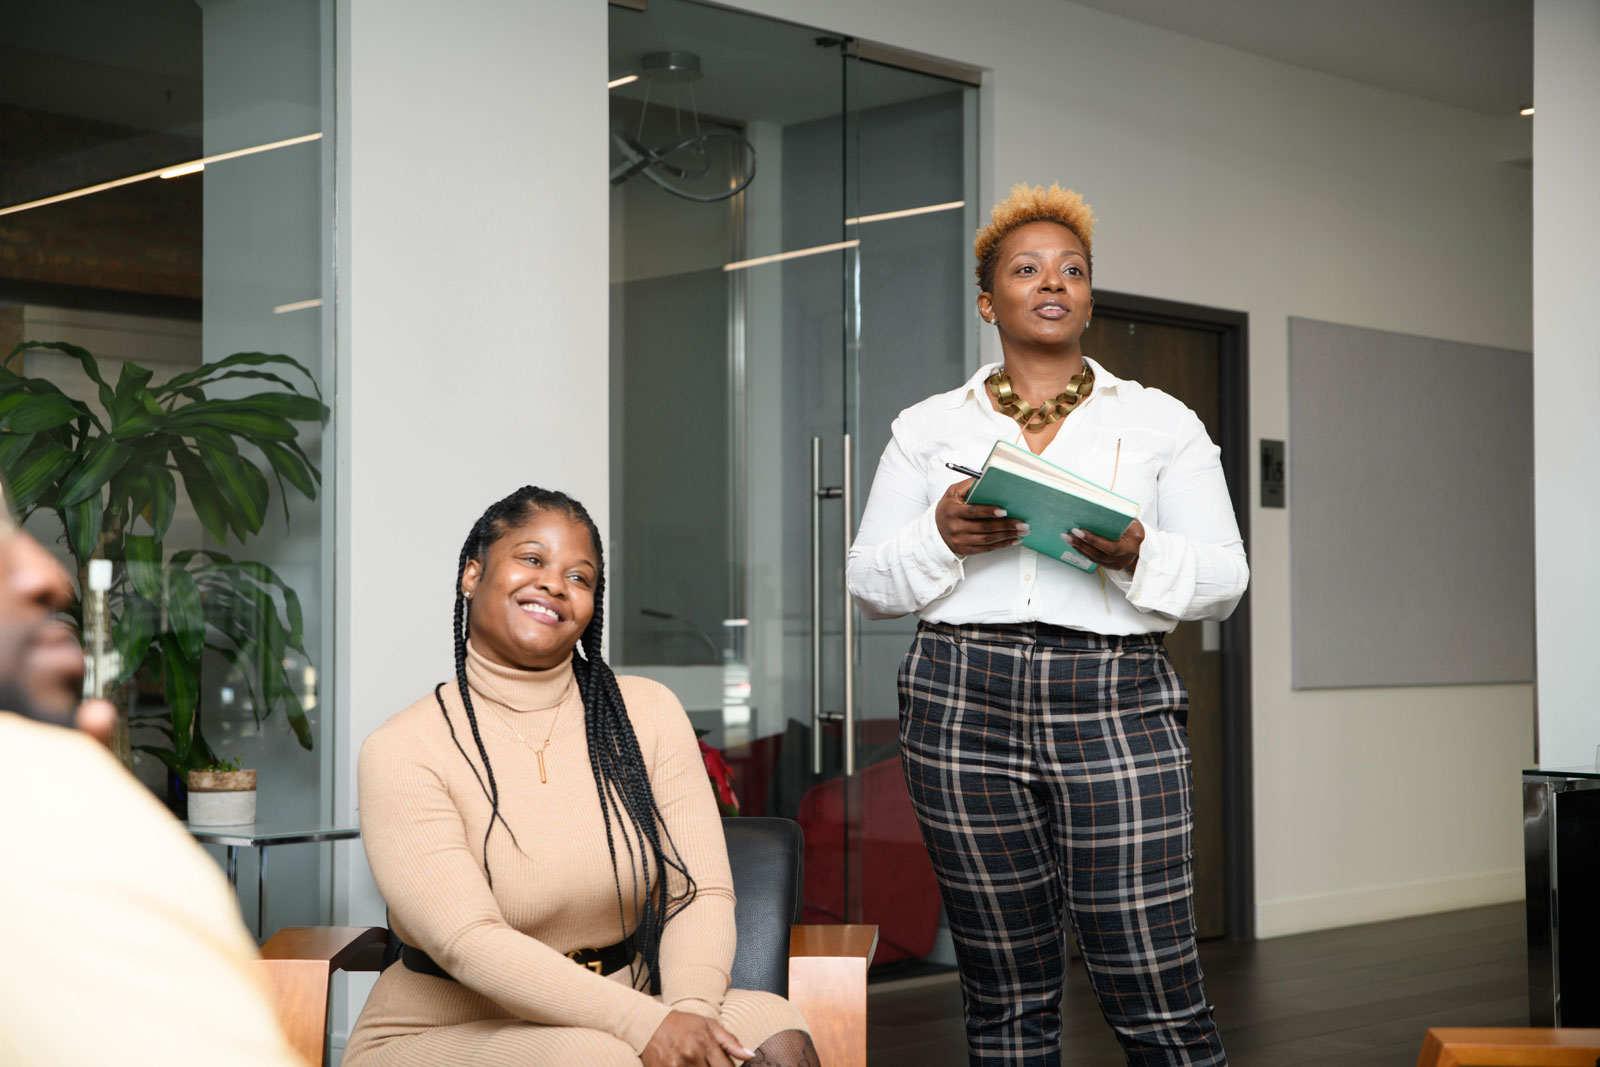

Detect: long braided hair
[444, 486, 697, 991]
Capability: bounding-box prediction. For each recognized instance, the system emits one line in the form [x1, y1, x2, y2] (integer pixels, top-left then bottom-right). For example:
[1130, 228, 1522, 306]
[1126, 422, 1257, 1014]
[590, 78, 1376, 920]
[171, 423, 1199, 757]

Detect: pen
[944, 462, 984, 480]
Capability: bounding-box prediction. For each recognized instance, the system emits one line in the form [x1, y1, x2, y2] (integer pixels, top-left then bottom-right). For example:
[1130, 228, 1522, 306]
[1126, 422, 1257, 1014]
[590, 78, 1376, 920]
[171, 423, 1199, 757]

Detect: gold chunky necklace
[986, 362, 1094, 432]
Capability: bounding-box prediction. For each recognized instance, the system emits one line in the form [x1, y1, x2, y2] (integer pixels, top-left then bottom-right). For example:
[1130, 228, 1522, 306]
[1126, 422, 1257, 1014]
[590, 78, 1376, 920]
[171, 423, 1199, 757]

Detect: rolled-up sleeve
[1104, 408, 1248, 622]
[846, 423, 965, 620]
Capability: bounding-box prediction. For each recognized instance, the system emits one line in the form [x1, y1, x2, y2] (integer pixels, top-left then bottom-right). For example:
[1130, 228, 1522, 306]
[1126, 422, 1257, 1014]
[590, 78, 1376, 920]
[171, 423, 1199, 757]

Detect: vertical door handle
[840, 434, 856, 777]
[811, 438, 826, 775]
[810, 437, 856, 776]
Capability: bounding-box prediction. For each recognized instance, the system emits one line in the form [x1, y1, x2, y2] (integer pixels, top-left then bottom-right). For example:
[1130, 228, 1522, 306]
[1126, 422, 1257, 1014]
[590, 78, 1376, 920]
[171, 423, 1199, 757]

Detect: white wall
[1533, 0, 1600, 770]
[713, 0, 1536, 936]
[331, 0, 607, 1046]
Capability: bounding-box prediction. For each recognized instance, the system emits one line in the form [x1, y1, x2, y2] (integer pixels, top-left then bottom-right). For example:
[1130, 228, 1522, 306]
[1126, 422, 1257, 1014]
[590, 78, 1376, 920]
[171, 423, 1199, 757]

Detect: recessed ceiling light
[1520, 106, 1534, 116]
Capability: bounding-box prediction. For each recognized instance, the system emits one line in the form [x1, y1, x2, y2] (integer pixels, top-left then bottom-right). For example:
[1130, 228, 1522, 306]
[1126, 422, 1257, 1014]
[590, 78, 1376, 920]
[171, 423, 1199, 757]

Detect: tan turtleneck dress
[343, 644, 806, 1066]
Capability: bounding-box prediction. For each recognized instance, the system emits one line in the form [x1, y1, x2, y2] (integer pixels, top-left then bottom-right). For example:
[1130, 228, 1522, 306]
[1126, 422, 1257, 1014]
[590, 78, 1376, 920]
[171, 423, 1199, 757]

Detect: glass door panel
[608, 0, 976, 972]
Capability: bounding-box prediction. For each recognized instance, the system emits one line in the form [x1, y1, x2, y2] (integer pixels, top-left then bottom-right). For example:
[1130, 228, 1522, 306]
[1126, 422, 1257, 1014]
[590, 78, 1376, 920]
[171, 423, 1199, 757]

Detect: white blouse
[846, 358, 1249, 636]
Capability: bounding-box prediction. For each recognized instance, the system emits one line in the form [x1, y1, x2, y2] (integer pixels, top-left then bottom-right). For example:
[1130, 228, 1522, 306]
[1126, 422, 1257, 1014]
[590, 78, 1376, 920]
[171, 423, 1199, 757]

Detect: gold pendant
[536, 749, 548, 784]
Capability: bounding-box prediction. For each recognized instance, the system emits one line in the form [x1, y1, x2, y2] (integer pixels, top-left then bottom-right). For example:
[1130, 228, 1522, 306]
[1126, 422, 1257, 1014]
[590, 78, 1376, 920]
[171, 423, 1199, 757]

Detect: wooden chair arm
[787, 924, 878, 1067]
[1417, 1027, 1600, 1066]
[257, 927, 389, 1065]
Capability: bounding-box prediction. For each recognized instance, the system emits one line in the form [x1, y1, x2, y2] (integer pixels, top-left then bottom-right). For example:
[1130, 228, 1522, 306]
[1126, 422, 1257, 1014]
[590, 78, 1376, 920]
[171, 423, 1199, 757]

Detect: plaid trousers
[898, 621, 1227, 1067]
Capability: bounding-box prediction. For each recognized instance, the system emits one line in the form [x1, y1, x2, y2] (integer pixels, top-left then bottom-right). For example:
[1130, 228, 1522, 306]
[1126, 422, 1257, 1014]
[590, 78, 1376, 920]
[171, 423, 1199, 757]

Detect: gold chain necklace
[986, 362, 1095, 432]
[492, 702, 564, 784]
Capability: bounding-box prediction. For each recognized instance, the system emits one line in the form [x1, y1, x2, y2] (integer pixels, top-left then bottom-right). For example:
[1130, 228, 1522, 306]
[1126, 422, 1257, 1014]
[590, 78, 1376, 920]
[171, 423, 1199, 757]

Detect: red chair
[797, 754, 942, 966]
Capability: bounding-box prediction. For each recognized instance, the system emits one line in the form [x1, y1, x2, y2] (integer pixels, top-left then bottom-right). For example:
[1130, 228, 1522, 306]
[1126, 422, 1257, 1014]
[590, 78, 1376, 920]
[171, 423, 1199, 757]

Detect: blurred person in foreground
[0, 491, 303, 1067]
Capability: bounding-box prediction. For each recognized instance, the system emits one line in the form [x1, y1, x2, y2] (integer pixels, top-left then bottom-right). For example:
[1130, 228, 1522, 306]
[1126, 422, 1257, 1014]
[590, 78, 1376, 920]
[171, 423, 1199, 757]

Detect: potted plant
[0, 340, 326, 796]
[186, 756, 258, 826]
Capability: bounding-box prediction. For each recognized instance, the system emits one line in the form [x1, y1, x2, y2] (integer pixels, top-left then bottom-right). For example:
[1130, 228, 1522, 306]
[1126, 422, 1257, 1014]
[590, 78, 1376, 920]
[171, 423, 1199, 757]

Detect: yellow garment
[344, 643, 805, 1066]
[0, 712, 301, 1067]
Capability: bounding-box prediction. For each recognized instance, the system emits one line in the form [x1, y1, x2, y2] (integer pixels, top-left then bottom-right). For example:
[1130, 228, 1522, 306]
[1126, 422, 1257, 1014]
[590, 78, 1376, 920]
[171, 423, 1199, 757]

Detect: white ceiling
[1064, 0, 1532, 117]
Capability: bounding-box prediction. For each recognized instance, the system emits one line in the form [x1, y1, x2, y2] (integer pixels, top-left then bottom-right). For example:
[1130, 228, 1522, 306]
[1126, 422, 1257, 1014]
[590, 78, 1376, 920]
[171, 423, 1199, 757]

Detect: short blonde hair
[974, 182, 1097, 291]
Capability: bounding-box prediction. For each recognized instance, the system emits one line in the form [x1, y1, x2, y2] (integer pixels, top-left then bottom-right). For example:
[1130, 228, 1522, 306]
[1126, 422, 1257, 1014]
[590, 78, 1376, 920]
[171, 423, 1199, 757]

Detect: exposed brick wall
[0, 106, 201, 299]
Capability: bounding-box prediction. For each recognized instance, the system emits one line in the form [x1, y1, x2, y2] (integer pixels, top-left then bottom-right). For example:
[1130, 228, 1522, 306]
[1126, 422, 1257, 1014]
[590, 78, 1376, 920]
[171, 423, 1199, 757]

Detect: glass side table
[1523, 765, 1600, 1026]
[188, 820, 360, 940]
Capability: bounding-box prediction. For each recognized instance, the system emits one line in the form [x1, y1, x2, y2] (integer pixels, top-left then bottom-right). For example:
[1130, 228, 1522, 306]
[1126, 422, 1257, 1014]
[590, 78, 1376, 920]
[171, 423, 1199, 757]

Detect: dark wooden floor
[868, 902, 1528, 1065]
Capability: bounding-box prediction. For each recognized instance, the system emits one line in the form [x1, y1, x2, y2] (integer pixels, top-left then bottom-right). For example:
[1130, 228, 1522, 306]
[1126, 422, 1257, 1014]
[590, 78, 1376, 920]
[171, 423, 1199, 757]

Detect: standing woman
[847, 184, 1246, 1066]
[346, 486, 816, 1067]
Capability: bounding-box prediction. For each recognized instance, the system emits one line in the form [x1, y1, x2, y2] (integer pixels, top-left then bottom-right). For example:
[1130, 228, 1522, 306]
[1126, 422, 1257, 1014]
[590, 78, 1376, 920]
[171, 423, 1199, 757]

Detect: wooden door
[1088, 314, 1228, 939]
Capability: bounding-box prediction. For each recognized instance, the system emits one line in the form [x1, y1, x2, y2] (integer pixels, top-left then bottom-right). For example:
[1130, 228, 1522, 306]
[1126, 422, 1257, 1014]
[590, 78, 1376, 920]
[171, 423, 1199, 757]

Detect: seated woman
[344, 486, 816, 1067]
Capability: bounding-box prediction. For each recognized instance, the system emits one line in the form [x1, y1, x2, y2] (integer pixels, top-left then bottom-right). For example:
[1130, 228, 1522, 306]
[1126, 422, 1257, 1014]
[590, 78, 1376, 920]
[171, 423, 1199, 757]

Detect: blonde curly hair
[973, 182, 1097, 291]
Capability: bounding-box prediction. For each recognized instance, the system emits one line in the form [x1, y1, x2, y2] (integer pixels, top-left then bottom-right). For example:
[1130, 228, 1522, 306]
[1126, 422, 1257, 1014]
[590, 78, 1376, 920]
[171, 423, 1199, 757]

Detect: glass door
[608, 0, 976, 973]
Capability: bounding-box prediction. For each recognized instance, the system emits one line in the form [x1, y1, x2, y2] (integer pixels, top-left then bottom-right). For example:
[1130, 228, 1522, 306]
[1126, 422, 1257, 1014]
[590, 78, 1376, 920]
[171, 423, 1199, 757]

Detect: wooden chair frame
[258, 923, 877, 1067]
[1416, 1027, 1600, 1067]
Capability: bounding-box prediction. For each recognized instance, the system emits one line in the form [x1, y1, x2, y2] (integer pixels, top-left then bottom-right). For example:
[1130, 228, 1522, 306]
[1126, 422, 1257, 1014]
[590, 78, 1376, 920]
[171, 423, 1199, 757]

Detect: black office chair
[724, 817, 804, 996]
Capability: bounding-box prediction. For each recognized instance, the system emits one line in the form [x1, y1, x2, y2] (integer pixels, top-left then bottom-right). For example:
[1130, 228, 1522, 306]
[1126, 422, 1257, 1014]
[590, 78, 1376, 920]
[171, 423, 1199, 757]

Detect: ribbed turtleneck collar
[464, 640, 575, 713]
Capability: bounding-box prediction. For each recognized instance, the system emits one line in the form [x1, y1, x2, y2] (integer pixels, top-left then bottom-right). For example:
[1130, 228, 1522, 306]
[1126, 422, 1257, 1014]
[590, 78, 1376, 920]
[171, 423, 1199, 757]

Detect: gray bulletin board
[1288, 317, 1533, 689]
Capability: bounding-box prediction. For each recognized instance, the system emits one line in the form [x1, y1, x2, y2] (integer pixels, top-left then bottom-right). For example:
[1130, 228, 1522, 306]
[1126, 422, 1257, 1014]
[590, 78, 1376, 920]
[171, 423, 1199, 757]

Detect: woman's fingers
[710, 1021, 756, 1062]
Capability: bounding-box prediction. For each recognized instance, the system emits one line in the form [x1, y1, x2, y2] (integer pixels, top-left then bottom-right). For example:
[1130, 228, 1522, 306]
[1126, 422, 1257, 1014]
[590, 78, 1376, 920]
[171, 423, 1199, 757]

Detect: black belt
[398, 933, 638, 981]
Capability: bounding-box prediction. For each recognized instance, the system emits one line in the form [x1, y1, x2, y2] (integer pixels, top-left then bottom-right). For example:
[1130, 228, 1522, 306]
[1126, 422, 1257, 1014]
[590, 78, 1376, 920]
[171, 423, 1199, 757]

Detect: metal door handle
[810, 436, 857, 776]
[840, 434, 856, 777]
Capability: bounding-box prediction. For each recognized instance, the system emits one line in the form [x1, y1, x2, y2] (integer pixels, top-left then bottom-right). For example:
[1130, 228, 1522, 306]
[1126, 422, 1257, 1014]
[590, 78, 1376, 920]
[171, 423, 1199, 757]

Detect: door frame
[1092, 289, 1255, 941]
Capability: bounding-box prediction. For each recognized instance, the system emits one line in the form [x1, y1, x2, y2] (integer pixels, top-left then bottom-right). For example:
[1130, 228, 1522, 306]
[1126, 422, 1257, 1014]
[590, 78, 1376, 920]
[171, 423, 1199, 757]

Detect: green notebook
[963, 440, 1140, 573]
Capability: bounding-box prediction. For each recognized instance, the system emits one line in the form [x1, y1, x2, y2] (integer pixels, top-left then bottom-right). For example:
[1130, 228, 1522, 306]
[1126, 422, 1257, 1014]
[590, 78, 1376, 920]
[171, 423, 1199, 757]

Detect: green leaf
[6, 341, 111, 408]
[0, 393, 79, 434]
[188, 427, 239, 454]
[198, 444, 268, 537]
[124, 534, 162, 599]
[144, 466, 176, 538]
[112, 595, 156, 683]
[160, 639, 200, 760]
[165, 568, 206, 662]
[135, 744, 182, 771]
[7, 444, 75, 511]
[229, 392, 327, 423]
[280, 685, 313, 750]
[172, 449, 230, 543]
[110, 411, 163, 439]
[259, 440, 317, 500]
[64, 495, 103, 560]
[0, 431, 37, 472]
[156, 351, 322, 402]
[109, 362, 155, 426]
[56, 436, 133, 507]
[169, 406, 297, 442]
[235, 560, 304, 647]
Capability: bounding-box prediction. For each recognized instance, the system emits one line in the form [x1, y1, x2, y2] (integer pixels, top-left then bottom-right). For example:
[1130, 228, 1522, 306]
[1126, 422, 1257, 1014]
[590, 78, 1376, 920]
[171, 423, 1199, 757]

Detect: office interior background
[2, 0, 1596, 1062]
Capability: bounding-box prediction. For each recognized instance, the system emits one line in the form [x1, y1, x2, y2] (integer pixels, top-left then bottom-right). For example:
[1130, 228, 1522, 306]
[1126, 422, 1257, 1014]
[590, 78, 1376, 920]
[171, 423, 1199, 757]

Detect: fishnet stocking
[747, 1029, 820, 1067]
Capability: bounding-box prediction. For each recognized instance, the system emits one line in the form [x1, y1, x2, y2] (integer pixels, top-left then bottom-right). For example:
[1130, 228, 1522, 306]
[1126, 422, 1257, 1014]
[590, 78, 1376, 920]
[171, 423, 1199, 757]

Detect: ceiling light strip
[273, 298, 323, 314]
[0, 132, 324, 218]
[846, 200, 965, 226]
[608, 74, 640, 89]
[723, 239, 860, 273]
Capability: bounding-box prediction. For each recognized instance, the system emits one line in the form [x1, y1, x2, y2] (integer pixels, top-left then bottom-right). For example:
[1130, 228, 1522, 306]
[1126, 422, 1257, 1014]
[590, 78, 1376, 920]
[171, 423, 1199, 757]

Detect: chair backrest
[723, 817, 803, 997]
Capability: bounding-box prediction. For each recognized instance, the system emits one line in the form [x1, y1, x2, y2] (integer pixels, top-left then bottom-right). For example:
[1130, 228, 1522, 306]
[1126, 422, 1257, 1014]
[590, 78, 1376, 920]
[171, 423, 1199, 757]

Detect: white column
[1533, 0, 1600, 767]
[332, 0, 608, 1047]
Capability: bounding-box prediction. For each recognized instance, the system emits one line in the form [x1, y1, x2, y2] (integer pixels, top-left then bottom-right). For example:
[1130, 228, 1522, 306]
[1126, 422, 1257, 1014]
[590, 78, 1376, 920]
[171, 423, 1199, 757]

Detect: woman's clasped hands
[643, 1010, 756, 1067]
[935, 477, 1145, 571]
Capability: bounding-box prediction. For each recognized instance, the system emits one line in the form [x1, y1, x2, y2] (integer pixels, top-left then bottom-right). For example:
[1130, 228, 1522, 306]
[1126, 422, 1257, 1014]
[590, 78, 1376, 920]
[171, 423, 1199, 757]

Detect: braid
[442, 523, 519, 886]
[445, 486, 697, 991]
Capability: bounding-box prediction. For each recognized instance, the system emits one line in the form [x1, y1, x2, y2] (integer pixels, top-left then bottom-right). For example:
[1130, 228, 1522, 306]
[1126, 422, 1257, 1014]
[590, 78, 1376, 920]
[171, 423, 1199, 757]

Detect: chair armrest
[257, 927, 389, 1065]
[260, 925, 389, 971]
[1417, 1027, 1600, 1067]
[787, 924, 877, 1067]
